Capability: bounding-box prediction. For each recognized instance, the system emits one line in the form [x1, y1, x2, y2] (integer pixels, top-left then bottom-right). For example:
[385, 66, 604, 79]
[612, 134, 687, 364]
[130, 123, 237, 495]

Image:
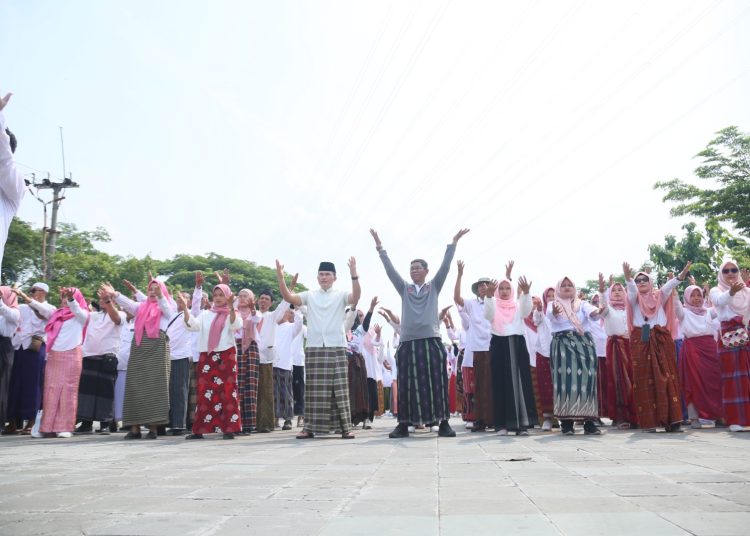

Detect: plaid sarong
[719, 319, 750, 426]
[551, 330, 598, 420]
[236, 339, 260, 430]
[257, 363, 275, 431]
[348, 352, 369, 425]
[396, 337, 450, 425]
[273, 367, 294, 421]
[304, 347, 351, 435]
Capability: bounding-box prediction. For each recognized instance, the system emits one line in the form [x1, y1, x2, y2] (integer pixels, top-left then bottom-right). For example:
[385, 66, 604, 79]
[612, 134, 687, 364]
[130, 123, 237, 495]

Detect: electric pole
[34, 174, 79, 281]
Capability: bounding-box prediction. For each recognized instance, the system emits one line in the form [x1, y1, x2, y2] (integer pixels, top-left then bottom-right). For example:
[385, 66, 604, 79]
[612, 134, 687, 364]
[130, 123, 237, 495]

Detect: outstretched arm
[454, 260, 465, 307]
[434, 229, 469, 292]
[348, 257, 361, 305]
[275, 260, 303, 307]
[371, 229, 407, 294]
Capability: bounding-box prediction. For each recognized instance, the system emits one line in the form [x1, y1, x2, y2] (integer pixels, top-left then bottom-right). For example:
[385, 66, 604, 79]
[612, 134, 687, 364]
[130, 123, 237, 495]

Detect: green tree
[655, 126, 750, 238]
[2, 218, 42, 284]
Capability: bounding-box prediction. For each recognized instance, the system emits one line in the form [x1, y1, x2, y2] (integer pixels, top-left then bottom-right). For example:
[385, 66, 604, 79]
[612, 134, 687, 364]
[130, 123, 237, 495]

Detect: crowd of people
[2, 93, 750, 442]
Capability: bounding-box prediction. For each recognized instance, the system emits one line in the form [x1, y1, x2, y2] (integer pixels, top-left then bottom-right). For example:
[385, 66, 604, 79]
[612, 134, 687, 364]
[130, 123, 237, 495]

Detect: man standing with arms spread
[370, 227, 470, 438]
[276, 257, 361, 439]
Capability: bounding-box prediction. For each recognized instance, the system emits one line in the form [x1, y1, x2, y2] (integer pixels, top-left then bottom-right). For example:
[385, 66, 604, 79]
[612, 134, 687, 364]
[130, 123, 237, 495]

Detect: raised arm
[371, 229, 407, 294]
[348, 257, 361, 305]
[433, 229, 468, 292]
[275, 260, 303, 307]
[454, 260, 465, 307]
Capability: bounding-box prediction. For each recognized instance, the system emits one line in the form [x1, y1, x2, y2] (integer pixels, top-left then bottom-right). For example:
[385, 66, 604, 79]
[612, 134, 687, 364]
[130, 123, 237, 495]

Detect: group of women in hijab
[451, 259, 750, 435]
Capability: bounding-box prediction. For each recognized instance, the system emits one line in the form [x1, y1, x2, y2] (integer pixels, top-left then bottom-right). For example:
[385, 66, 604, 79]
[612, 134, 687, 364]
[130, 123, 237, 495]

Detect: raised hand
[439, 304, 453, 321]
[175, 292, 188, 311]
[456, 260, 464, 275]
[598, 272, 606, 293]
[730, 281, 746, 296]
[678, 261, 693, 280]
[0, 92, 12, 112]
[215, 268, 231, 285]
[289, 273, 299, 291]
[122, 279, 137, 294]
[370, 296, 379, 312]
[275, 259, 285, 277]
[535, 297, 543, 312]
[153, 282, 164, 299]
[348, 257, 358, 277]
[373, 323, 382, 337]
[486, 279, 498, 296]
[517, 275, 531, 294]
[100, 282, 116, 297]
[62, 287, 74, 301]
[452, 228, 470, 245]
[688, 275, 697, 286]
[505, 260, 514, 281]
[369, 228, 382, 249]
[622, 262, 633, 281]
[195, 271, 205, 288]
[609, 274, 615, 287]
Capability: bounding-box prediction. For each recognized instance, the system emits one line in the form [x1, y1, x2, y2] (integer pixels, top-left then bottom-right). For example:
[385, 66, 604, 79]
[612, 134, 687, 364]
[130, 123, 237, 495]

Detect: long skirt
[718, 318, 750, 426]
[396, 337, 450, 425]
[597, 356, 608, 418]
[489, 334, 538, 431]
[168, 357, 191, 429]
[39, 346, 83, 433]
[122, 332, 170, 427]
[236, 340, 260, 430]
[535, 354, 554, 416]
[114, 370, 127, 421]
[383, 386, 392, 412]
[679, 335, 724, 421]
[77, 353, 118, 422]
[551, 331, 598, 420]
[0, 336, 14, 426]
[366, 377, 378, 421]
[376, 380, 385, 416]
[292, 364, 305, 415]
[630, 325, 682, 429]
[7, 344, 46, 422]
[186, 362, 197, 429]
[304, 347, 352, 435]
[273, 367, 294, 421]
[348, 352, 370, 425]
[472, 350, 494, 426]
[461, 366, 477, 421]
[391, 379, 398, 417]
[604, 336, 638, 425]
[455, 349, 465, 415]
[530, 363, 544, 425]
[448, 374, 457, 414]
[192, 347, 241, 434]
[257, 363, 275, 431]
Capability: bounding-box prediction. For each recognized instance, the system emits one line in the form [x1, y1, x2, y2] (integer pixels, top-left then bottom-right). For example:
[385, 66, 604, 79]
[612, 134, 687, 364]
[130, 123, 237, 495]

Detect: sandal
[296, 431, 315, 439]
[341, 432, 355, 439]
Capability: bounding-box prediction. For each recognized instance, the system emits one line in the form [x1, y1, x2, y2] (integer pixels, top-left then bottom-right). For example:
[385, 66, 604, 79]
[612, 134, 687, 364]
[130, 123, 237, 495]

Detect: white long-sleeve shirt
[533, 309, 553, 357]
[597, 292, 628, 337]
[625, 276, 681, 328]
[13, 300, 55, 350]
[292, 325, 306, 367]
[81, 310, 126, 357]
[139, 289, 202, 360]
[274, 312, 303, 371]
[117, 319, 135, 371]
[484, 293, 532, 336]
[546, 300, 597, 334]
[50, 299, 89, 352]
[709, 287, 750, 322]
[185, 310, 243, 353]
[0, 111, 26, 275]
[251, 302, 291, 364]
[0, 299, 21, 338]
[115, 293, 175, 332]
[675, 301, 719, 339]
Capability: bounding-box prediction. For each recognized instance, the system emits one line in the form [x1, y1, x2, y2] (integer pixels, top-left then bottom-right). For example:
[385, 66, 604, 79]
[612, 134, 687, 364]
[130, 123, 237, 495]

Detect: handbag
[721, 325, 749, 349]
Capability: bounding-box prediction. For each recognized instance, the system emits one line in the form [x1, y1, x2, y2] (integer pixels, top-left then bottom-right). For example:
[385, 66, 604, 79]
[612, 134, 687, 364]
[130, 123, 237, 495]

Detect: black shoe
[389, 423, 409, 439]
[185, 433, 204, 440]
[666, 423, 683, 433]
[170, 428, 186, 436]
[470, 420, 487, 432]
[156, 425, 167, 436]
[584, 421, 601, 435]
[258, 428, 271, 433]
[124, 431, 142, 440]
[145, 431, 158, 439]
[238, 430, 250, 436]
[282, 420, 292, 431]
[74, 422, 93, 435]
[438, 420, 456, 438]
[222, 433, 235, 440]
[561, 420, 575, 435]
[108, 421, 118, 433]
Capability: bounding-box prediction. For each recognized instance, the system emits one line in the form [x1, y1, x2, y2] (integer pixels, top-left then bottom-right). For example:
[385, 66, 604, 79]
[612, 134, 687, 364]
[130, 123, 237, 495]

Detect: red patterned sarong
[192, 347, 242, 434]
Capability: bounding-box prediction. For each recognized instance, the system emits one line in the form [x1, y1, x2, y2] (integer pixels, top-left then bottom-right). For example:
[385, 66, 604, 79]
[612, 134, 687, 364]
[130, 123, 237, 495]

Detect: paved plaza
[1, 417, 749, 536]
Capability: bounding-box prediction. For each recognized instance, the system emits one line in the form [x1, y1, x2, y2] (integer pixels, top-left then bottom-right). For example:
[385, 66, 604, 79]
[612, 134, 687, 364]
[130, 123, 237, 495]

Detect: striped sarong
[257, 363, 275, 431]
[77, 353, 118, 422]
[237, 340, 260, 430]
[122, 332, 170, 427]
[304, 347, 351, 435]
[376, 380, 385, 416]
[39, 346, 83, 433]
[551, 330, 598, 419]
[273, 367, 294, 420]
[396, 337, 450, 425]
[630, 325, 682, 429]
[489, 334, 538, 431]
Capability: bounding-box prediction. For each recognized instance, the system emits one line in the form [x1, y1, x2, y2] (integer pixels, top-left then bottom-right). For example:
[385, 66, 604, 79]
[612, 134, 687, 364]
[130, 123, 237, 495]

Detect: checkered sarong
[236, 339, 260, 430]
[304, 347, 351, 435]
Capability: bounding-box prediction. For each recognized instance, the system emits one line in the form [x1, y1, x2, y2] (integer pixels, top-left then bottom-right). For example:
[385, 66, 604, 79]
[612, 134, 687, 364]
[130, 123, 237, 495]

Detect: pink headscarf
[134, 279, 171, 346]
[492, 279, 517, 334]
[683, 285, 707, 316]
[627, 272, 678, 338]
[0, 287, 18, 309]
[554, 277, 584, 334]
[45, 288, 88, 350]
[716, 260, 750, 318]
[608, 283, 627, 311]
[208, 284, 232, 354]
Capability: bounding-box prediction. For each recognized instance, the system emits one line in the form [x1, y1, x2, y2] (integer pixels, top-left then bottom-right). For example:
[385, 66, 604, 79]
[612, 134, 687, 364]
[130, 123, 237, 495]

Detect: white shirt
[273, 312, 303, 371]
[50, 299, 89, 352]
[598, 292, 629, 337]
[292, 325, 306, 367]
[162, 291, 202, 360]
[523, 322, 538, 367]
[115, 294, 175, 332]
[299, 287, 351, 347]
[0, 300, 20, 338]
[626, 277, 681, 328]
[533, 309, 553, 357]
[675, 301, 719, 339]
[362, 333, 383, 381]
[251, 302, 290, 364]
[585, 315, 607, 357]
[546, 300, 597, 334]
[117, 319, 135, 370]
[185, 309, 243, 353]
[0, 111, 26, 276]
[710, 287, 750, 322]
[458, 298, 491, 352]
[81, 310, 126, 357]
[484, 293, 533, 336]
[13, 301, 55, 350]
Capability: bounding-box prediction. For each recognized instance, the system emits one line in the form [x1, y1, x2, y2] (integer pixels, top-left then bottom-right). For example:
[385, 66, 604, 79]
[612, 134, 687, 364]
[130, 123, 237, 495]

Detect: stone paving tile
[547, 512, 689, 536]
[440, 514, 561, 535]
[658, 512, 750, 536]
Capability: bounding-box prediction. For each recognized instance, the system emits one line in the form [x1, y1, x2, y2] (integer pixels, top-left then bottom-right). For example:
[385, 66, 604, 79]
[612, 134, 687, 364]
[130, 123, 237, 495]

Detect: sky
[2, 0, 749, 332]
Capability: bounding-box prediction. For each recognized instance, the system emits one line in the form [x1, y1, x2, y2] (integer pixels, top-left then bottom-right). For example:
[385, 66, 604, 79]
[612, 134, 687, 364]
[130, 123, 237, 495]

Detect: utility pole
[34, 174, 78, 281]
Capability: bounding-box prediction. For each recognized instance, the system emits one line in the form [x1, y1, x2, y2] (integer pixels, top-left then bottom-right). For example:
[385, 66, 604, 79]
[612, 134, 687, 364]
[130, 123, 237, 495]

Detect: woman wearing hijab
[483, 275, 537, 435]
[709, 260, 750, 432]
[676, 284, 723, 429]
[0, 286, 21, 431]
[533, 287, 556, 431]
[103, 279, 174, 439]
[623, 261, 691, 433]
[597, 274, 637, 429]
[35, 287, 88, 438]
[546, 277, 601, 435]
[179, 284, 242, 439]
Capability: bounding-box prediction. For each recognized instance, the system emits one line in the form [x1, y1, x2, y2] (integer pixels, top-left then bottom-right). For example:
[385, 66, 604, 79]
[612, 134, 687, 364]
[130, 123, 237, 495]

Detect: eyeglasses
[634, 277, 649, 284]
[722, 267, 739, 274]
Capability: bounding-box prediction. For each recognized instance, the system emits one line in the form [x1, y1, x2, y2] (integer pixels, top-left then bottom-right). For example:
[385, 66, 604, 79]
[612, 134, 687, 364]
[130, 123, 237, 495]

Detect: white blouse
[484, 293, 532, 336]
[185, 310, 243, 353]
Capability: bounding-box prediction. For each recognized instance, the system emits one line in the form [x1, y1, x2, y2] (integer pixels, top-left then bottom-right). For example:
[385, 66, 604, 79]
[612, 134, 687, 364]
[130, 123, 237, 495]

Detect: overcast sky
[3, 1, 749, 330]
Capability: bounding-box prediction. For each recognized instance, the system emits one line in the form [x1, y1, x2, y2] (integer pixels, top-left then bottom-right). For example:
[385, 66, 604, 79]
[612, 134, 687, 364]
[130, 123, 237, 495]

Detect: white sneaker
[729, 424, 744, 432]
[496, 429, 508, 436]
[56, 432, 72, 438]
[31, 430, 44, 438]
[465, 421, 474, 429]
[430, 425, 440, 433]
[541, 419, 552, 431]
[407, 425, 416, 433]
[690, 420, 702, 430]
